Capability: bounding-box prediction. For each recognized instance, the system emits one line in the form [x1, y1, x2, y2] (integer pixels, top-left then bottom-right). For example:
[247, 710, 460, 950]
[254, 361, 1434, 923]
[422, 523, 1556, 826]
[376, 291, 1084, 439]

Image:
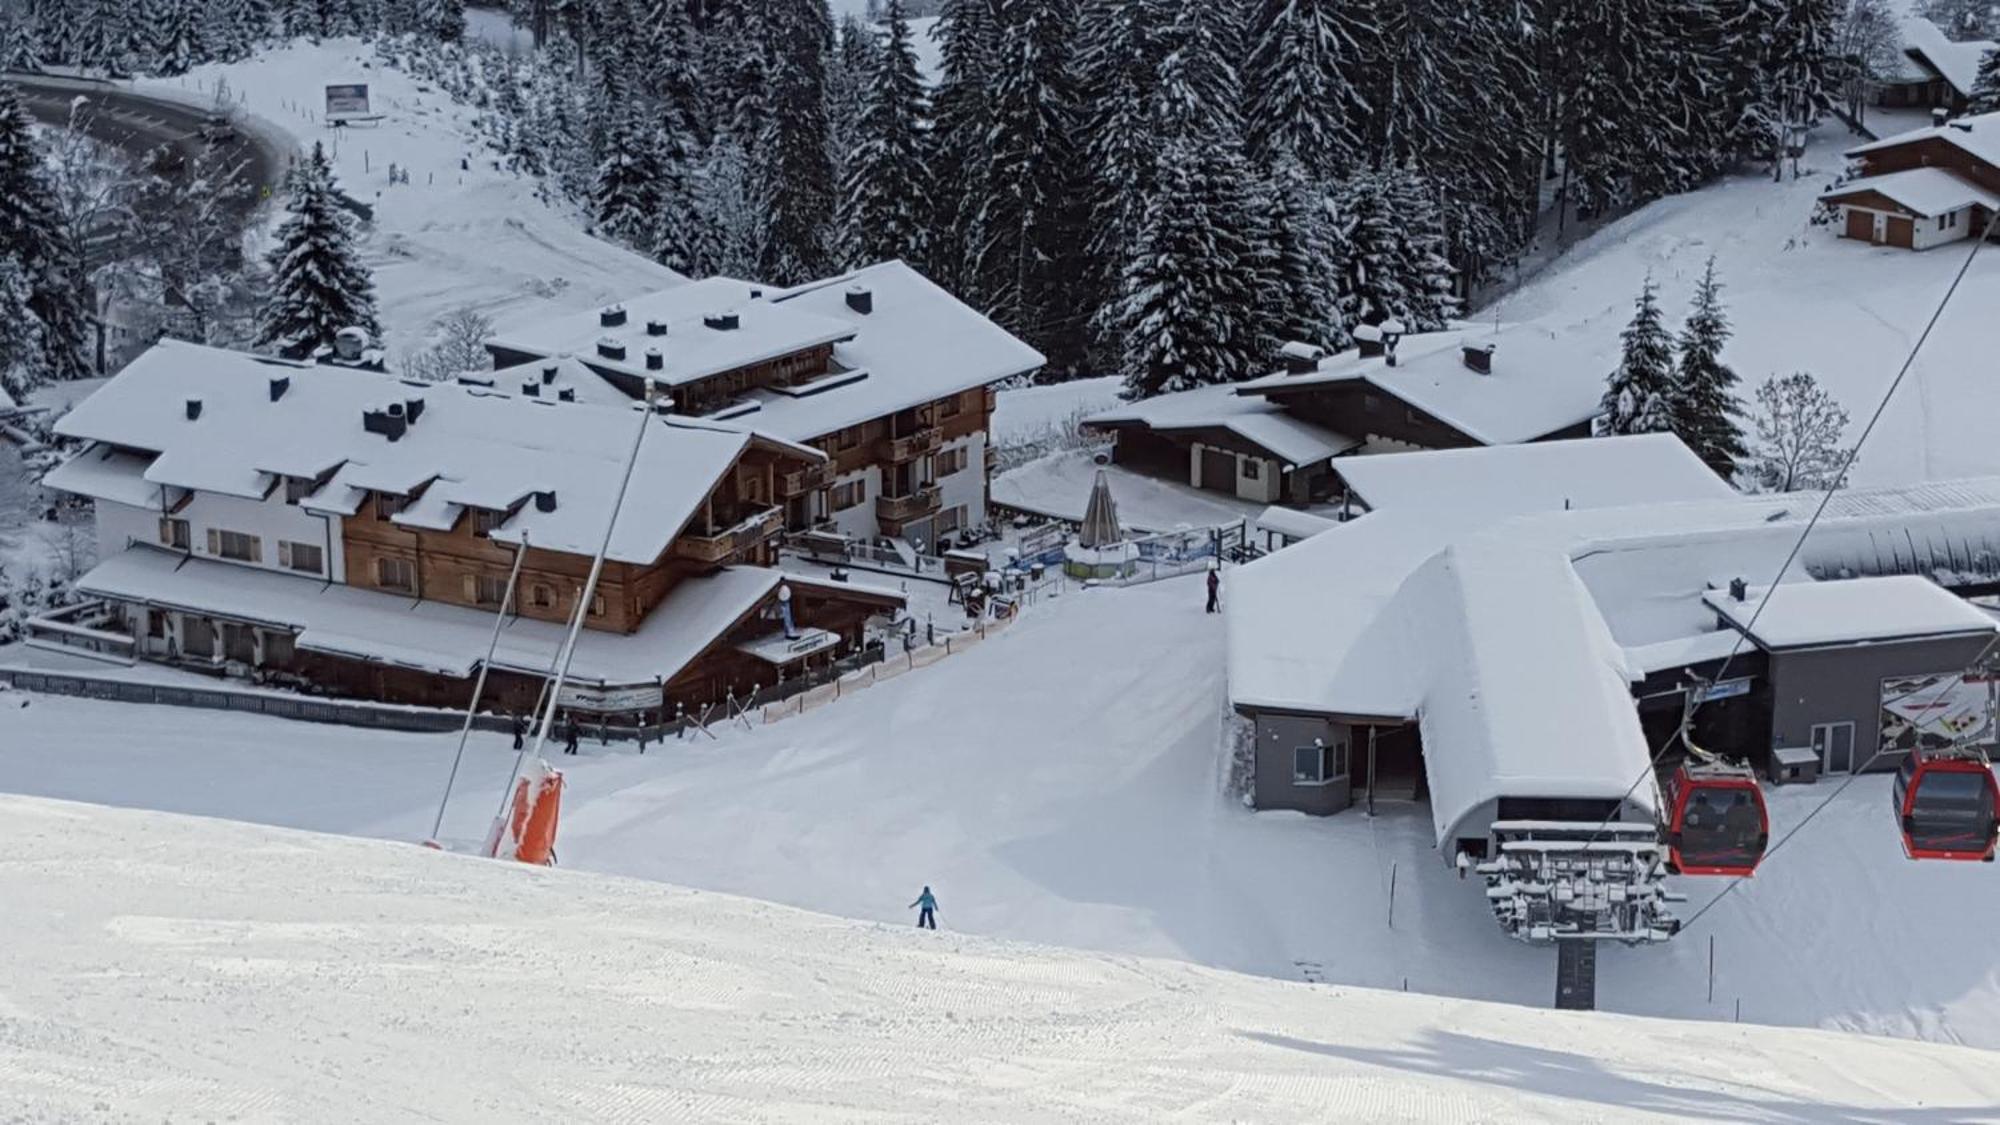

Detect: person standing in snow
[562, 712, 580, 755]
[1205, 562, 1221, 614]
[510, 713, 527, 751]
[910, 886, 938, 930]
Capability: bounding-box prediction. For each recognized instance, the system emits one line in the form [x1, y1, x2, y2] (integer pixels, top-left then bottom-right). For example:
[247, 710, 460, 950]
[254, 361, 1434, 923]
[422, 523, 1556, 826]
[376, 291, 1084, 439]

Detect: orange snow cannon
[505, 765, 564, 866]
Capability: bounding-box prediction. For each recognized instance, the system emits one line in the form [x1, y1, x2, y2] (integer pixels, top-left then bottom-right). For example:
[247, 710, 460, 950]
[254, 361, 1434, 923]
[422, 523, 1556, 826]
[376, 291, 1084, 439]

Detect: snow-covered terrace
[1084, 382, 1358, 465]
[1236, 323, 1610, 445]
[1331, 433, 1734, 514]
[50, 341, 819, 564]
[75, 544, 899, 686]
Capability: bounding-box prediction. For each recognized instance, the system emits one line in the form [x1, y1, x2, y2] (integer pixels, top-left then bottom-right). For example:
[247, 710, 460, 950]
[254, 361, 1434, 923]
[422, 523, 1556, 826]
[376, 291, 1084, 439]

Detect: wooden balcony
[877, 425, 942, 463]
[779, 462, 834, 497]
[876, 485, 941, 526]
[674, 506, 783, 563]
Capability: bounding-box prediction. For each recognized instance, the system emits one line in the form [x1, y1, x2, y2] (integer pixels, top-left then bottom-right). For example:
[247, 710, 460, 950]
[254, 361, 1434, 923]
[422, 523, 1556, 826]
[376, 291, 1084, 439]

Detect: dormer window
[376, 492, 407, 520]
[284, 476, 313, 504]
[471, 508, 502, 538]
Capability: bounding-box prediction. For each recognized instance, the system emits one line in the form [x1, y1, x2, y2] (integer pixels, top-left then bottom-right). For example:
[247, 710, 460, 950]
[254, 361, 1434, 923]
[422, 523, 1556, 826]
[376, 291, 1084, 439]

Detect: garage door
[1887, 215, 1915, 248]
[1844, 208, 1872, 241]
[1200, 448, 1235, 494]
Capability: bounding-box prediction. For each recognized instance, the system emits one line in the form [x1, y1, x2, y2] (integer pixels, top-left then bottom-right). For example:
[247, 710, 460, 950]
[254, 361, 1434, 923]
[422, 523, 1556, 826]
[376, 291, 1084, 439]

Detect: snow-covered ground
[991, 373, 1123, 450]
[14, 794, 1999, 1122]
[1488, 125, 2000, 487]
[135, 40, 682, 359]
[993, 448, 1276, 531]
[9, 575, 2000, 1050]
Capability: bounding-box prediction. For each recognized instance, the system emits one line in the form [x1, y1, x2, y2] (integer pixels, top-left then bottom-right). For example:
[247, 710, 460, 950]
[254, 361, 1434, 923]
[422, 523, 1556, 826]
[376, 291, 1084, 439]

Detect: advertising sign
[324, 83, 371, 118]
[1881, 672, 1996, 755]
[556, 683, 661, 714]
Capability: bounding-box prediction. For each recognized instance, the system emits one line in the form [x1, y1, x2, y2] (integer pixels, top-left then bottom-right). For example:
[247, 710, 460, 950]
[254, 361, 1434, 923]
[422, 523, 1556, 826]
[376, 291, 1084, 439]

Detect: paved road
[9, 73, 287, 197]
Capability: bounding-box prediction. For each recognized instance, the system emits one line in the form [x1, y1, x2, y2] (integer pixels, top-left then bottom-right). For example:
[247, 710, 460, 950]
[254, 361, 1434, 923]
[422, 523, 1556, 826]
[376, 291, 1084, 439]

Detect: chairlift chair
[1664, 760, 1769, 877]
[1893, 747, 2000, 862]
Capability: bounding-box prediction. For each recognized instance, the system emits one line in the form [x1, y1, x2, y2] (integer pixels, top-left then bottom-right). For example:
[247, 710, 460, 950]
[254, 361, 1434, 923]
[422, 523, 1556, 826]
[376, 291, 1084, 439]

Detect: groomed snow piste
[8, 793, 2000, 1123]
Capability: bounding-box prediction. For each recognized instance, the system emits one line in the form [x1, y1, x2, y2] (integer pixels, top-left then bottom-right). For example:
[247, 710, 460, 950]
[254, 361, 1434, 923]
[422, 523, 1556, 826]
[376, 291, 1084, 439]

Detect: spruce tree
[753, 0, 836, 285]
[1969, 49, 2000, 115]
[419, 0, 464, 41]
[0, 255, 46, 401]
[1598, 276, 1676, 436]
[1671, 257, 1748, 479]
[0, 5, 43, 72]
[1334, 169, 1407, 330]
[1076, 0, 1169, 369]
[204, 0, 269, 62]
[256, 143, 381, 360]
[149, 0, 208, 76]
[837, 0, 931, 269]
[825, 12, 880, 195]
[927, 0, 1000, 299]
[0, 83, 86, 380]
[1382, 160, 1459, 332]
[1261, 152, 1349, 352]
[1243, 0, 1367, 178]
[592, 105, 665, 251]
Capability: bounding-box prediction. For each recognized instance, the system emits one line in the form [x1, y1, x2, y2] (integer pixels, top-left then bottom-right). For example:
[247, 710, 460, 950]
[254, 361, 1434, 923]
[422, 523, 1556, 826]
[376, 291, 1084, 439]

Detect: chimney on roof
[185, 398, 202, 421]
[558, 387, 575, 402]
[600, 304, 627, 328]
[362, 405, 407, 442]
[1934, 106, 1950, 128]
[269, 376, 290, 402]
[534, 489, 557, 513]
[522, 380, 539, 397]
[405, 397, 425, 424]
[704, 312, 740, 331]
[1729, 577, 1747, 602]
[333, 326, 368, 363]
[541, 364, 558, 384]
[1381, 319, 1406, 368]
[1353, 323, 1384, 359]
[645, 346, 664, 371]
[596, 336, 626, 361]
[845, 285, 873, 315]
[1278, 341, 1325, 374]
[749, 287, 762, 299]
[1462, 343, 1496, 375]
[645, 319, 667, 337]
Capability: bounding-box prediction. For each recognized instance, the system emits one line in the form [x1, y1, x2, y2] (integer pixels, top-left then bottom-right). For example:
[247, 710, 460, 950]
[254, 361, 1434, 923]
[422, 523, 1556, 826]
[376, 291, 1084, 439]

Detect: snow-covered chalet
[1822, 111, 2000, 251]
[36, 341, 906, 717]
[482, 260, 1046, 552]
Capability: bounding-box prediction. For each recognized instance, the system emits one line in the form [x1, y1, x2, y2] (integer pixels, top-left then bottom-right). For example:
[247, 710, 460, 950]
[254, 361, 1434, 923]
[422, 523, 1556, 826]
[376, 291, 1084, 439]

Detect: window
[1242, 457, 1260, 481]
[376, 492, 407, 520]
[471, 574, 509, 606]
[1939, 215, 1949, 232]
[832, 480, 865, 511]
[209, 528, 262, 563]
[940, 392, 964, 418]
[278, 541, 323, 574]
[284, 476, 314, 504]
[935, 447, 968, 477]
[529, 583, 555, 610]
[1292, 738, 1349, 786]
[377, 556, 416, 592]
[264, 631, 296, 664]
[470, 508, 503, 538]
[835, 426, 863, 452]
[159, 517, 190, 549]
[589, 593, 607, 618]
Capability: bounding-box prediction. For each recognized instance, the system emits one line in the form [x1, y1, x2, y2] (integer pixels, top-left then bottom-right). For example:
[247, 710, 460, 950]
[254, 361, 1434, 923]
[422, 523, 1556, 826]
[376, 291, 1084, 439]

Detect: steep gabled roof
[1847, 110, 2000, 169]
[1819, 166, 2000, 217]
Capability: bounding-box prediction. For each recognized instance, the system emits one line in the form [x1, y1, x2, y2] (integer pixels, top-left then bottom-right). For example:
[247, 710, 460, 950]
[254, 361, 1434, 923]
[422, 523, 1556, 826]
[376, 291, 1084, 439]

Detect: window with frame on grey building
[279, 540, 323, 574]
[1293, 738, 1349, 786]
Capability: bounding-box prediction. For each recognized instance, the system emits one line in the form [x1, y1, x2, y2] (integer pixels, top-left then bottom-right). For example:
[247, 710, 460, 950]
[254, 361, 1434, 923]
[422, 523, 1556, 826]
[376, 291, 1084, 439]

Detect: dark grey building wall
[1766, 633, 1995, 775]
[1251, 711, 1354, 815]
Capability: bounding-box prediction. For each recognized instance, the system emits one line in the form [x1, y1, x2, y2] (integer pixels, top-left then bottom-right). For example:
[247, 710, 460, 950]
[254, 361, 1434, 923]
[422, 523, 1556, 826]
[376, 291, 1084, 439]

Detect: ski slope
[8, 575, 2000, 1048]
[8, 793, 2000, 1122]
[137, 39, 683, 359]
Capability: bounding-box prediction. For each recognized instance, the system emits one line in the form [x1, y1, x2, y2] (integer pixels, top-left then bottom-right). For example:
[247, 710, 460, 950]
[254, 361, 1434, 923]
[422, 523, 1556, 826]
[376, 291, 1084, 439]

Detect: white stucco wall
[937, 432, 987, 528]
[1912, 207, 1974, 251]
[1234, 455, 1282, 504]
[97, 489, 345, 581]
[825, 465, 883, 541]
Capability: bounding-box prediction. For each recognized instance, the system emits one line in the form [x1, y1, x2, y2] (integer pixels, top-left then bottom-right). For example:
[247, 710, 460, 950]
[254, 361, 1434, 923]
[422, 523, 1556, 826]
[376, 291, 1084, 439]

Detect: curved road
[9, 72, 288, 197]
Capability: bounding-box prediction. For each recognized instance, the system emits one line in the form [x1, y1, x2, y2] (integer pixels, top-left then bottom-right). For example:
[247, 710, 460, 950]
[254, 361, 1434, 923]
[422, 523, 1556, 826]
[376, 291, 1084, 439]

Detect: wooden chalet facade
[1823, 114, 2000, 251]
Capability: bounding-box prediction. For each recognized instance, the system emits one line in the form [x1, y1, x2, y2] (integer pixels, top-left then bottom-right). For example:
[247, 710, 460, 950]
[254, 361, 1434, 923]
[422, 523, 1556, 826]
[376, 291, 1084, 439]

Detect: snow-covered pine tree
[1670, 256, 1748, 479]
[753, 0, 837, 285]
[1968, 48, 2000, 115]
[836, 0, 931, 269]
[1260, 151, 1349, 352]
[256, 142, 382, 360]
[0, 5, 43, 72]
[1115, 0, 1271, 397]
[1333, 168, 1406, 330]
[0, 82, 86, 380]
[1076, 0, 1170, 369]
[825, 11, 880, 198]
[690, 136, 761, 278]
[1598, 276, 1676, 436]
[0, 254, 47, 401]
[718, 3, 773, 155]
[203, 0, 269, 62]
[926, 0, 1000, 299]
[78, 0, 134, 72]
[975, 0, 1090, 374]
[1764, 0, 1841, 179]
[1382, 160, 1459, 331]
[148, 0, 208, 76]
[277, 0, 316, 41]
[418, 0, 464, 41]
[1243, 0, 1367, 178]
[592, 104, 666, 251]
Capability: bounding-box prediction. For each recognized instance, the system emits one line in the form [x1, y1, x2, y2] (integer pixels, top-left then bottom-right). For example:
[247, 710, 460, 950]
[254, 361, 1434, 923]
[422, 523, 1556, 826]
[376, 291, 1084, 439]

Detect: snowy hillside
[137, 39, 682, 358]
[7, 793, 1999, 1122]
[11, 575, 2000, 1048]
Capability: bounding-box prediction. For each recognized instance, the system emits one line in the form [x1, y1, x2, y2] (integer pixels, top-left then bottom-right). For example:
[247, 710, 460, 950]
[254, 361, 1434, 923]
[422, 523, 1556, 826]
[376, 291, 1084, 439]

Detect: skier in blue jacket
[910, 886, 938, 930]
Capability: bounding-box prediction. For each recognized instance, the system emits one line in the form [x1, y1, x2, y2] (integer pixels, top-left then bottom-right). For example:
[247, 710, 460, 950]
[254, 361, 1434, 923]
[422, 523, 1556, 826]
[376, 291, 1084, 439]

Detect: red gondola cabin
[1665, 763, 1769, 876]
[1894, 750, 2000, 861]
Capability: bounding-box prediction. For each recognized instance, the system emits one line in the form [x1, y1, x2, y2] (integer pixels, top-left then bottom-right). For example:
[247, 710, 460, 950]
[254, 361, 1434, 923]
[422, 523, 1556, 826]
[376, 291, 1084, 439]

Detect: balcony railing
[674, 506, 783, 563]
[779, 462, 834, 497]
[877, 425, 942, 463]
[876, 485, 942, 524]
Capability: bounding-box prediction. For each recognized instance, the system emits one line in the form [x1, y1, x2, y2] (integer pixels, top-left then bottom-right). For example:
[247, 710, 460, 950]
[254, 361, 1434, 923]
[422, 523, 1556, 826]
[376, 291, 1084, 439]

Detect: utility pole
[1555, 938, 1597, 1011]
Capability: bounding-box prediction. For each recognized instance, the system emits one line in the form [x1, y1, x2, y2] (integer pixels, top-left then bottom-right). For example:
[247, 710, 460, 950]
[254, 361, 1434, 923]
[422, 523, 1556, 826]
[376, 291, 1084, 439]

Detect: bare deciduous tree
[399, 306, 497, 382]
[1838, 0, 1906, 130]
[1749, 371, 1857, 492]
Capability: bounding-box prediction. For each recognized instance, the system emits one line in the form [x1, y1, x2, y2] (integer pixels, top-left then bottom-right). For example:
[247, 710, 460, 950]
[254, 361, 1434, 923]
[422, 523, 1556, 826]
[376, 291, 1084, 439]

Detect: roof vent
[558, 387, 576, 402]
[645, 346, 663, 371]
[600, 304, 627, 327]
[845, 285, 873, 315]
[185, 398, 202, 421]
[1461, 343, 1495, 375]
[1381, 319, 1406, 368]
[362, 406, 407, 442]
[522, 380, 540, 397]
[541, 364, 559, 384]
[268, 376, 290, 402]
[645, 319, 667, 337]
[534, 489, 557, 513]
[332, 326, 369, 362]
[1353, 323, 1384, 359]
[405, 397, 424, 423]
[703, 312, 740, 332]
[748, 288, 763, 300]
[1278, 340, 1324, 374]
[1933, 106, 1950, 128]
[1728, 577, 1747, 602]
[596, 336, 627, 361]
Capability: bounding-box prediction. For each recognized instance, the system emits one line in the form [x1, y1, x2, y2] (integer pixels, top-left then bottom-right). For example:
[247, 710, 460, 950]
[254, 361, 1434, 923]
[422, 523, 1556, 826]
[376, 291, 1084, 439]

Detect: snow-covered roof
[76, 544, 900, 686]
[38, 443, 179, 510]
[460, 354, 635, 408]
[1332, 434, 1734, 514]
[1819, 167, 2000, 217]
[1704, 576, 1997, 650]
[1897, 17, 1998, 97]
[1236, 324, 1608, 445]
[1229, 477, 2000, 847]
[50, 341, 818, 565]
[482, 276, 859, 389]
[1084, 383, 1359, 465]
[1847, 110, 2000, 170]
[1253, 505, 1338, 543]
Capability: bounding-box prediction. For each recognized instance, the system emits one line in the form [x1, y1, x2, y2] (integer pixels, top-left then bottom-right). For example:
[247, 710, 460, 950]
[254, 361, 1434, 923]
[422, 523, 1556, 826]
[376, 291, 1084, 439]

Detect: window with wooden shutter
[206, 528, 219, 554]
[278, 541, 291, 568]
[160, 518, 190, 549]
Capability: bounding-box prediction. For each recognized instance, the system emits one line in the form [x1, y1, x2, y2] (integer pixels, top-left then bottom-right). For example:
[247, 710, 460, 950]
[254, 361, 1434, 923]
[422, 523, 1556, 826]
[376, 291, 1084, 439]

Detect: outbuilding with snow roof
[1825, 110, 2000, 250]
